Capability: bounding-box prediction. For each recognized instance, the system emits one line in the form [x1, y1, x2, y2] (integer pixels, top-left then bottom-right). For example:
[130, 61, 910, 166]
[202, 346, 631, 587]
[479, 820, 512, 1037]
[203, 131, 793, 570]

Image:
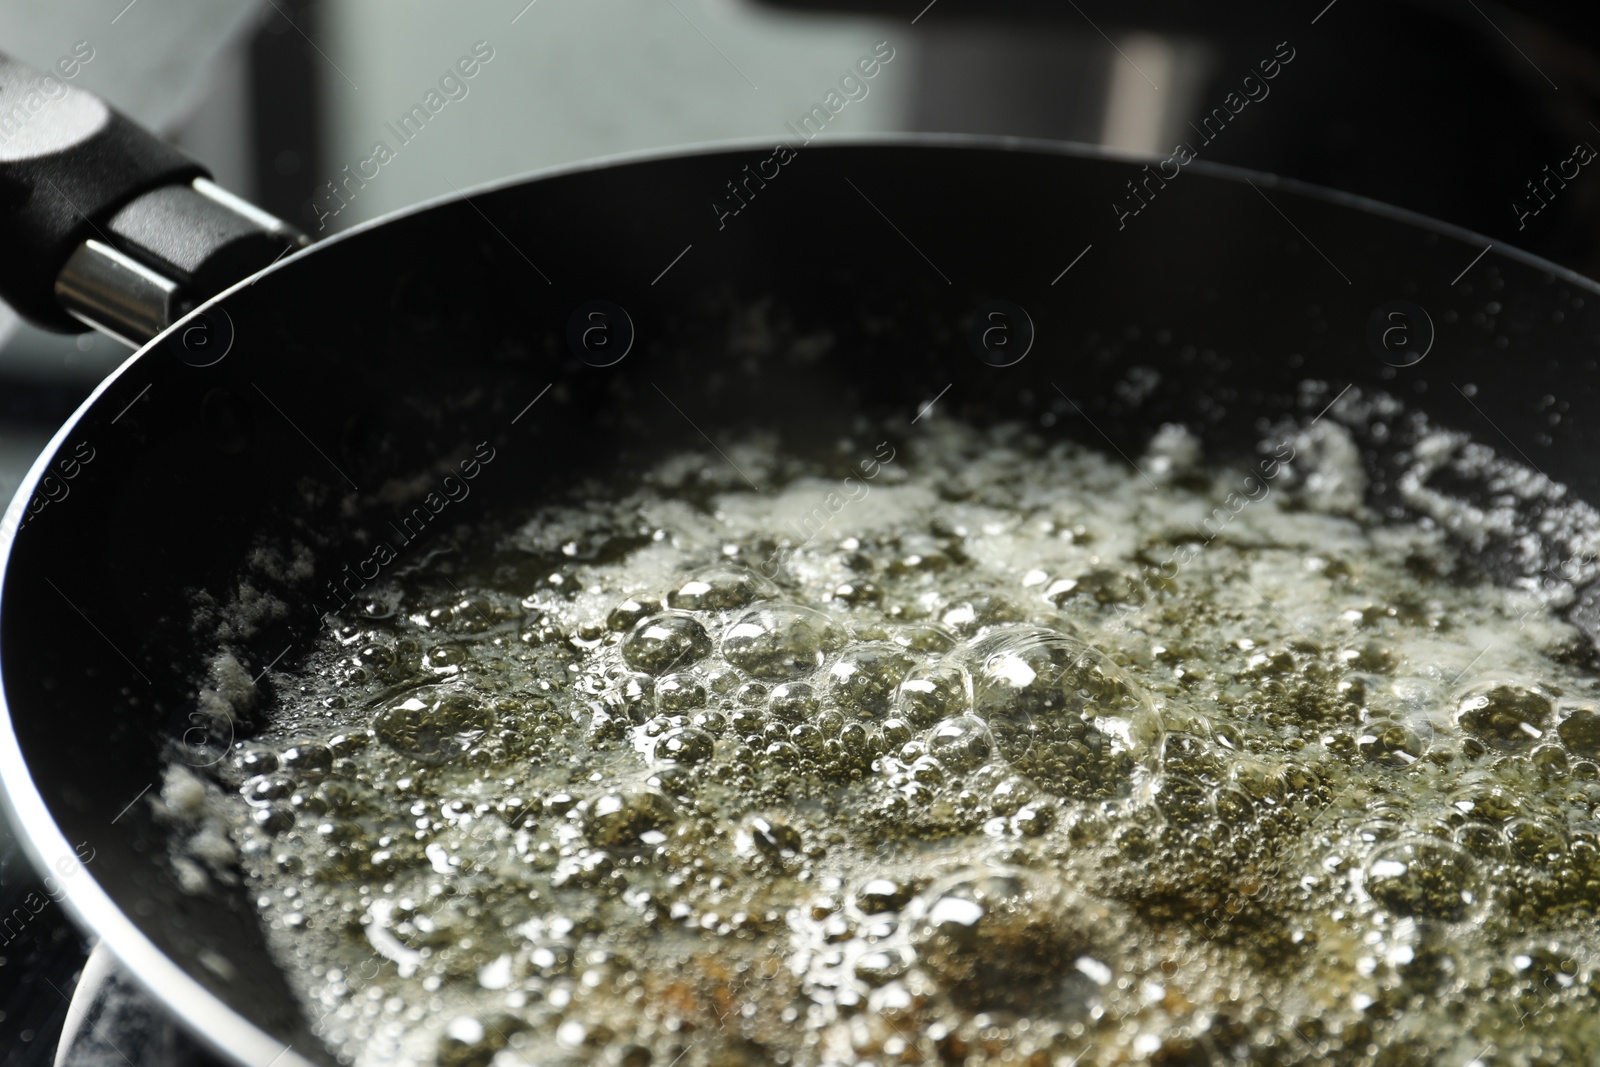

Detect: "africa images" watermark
[1113, 40, 1296, 231]
[316, 441, 497, 616]
[310, 41, 496, 231]
[1, 839, 95, 946]
[0, 40, 95, 149]
[757, 441, 897, 578]
[0, 438, 95, 543]
[712, 41, 896, 231]
[1512, 141, 1596, 231]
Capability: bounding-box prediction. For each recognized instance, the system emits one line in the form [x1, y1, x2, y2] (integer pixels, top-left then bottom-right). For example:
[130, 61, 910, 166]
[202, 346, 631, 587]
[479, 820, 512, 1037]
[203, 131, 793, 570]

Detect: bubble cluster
[200, 414, 1600, 1067]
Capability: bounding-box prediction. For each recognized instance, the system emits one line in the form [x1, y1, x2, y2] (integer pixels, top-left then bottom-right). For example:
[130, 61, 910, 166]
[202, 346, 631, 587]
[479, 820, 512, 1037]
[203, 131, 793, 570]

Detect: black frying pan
[1, 47, 1598, 1067]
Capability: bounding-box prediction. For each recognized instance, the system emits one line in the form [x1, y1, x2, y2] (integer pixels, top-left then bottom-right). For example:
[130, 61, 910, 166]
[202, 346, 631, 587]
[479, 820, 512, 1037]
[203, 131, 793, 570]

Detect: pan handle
[0, 50, 307, 346]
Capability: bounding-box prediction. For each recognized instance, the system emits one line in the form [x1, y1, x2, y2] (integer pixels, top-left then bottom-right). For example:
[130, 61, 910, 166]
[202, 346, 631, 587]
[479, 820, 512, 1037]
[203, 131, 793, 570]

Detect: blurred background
[0, 0, 1597, 1062]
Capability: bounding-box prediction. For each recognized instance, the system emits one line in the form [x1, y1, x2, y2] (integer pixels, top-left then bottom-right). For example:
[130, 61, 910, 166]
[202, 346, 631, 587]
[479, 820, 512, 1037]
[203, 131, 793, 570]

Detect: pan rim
[0, 131, 1594, 1067]
[303, 130, 1600, 297]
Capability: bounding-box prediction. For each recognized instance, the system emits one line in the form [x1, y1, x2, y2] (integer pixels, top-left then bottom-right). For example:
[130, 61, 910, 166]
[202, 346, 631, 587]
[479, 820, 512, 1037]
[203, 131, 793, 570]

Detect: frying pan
[1, 46, 1599, 1067]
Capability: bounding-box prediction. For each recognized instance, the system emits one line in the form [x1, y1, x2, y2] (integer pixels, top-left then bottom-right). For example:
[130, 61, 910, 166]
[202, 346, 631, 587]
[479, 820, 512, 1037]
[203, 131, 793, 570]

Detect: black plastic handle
[0, 50, 205, 330]
[0, 50, 307, 342]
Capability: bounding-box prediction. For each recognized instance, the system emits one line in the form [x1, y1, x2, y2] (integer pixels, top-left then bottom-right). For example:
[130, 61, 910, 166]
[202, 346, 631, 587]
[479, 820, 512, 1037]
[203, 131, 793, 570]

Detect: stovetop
[0, 370, 97, 1067]
[0, 817, 87, 1067]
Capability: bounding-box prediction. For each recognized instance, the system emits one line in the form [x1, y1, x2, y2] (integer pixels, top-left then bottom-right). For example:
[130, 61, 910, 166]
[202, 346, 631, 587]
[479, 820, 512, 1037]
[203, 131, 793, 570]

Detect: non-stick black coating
[4, 139, 1600, 1064]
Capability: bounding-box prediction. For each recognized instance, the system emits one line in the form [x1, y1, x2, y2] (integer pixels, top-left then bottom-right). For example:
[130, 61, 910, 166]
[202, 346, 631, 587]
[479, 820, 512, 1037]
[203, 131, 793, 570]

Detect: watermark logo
[1366, 300, 1432, 367]
[176, 306, 236, 367]
[567, 300, 634, 367]
[968, 300, 1034, 367]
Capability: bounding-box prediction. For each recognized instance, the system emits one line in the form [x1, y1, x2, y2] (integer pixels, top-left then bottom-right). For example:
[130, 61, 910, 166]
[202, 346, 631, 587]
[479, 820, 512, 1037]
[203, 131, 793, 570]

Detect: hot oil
[195, 409, 1600, 1067]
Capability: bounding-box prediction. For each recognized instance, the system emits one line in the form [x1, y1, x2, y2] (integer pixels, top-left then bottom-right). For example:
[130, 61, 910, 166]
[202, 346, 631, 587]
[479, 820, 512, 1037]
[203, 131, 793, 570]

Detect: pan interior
[5, 141, 1600, 1065]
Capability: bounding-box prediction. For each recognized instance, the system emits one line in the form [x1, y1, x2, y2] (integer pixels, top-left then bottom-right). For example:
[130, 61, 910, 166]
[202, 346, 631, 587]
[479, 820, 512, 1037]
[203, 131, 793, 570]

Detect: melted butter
[202, 414, 1600, 1067]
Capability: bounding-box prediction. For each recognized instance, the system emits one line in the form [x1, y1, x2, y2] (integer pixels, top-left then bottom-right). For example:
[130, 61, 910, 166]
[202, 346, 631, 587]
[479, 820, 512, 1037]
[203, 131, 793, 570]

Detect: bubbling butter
[200, 407, 1600, 1067]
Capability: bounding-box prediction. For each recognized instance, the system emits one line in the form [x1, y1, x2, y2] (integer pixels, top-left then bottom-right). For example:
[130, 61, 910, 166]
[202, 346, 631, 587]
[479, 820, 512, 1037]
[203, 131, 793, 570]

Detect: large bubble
[721, 604, 848, 680]
[826, 642, 920, 719]
[586, 788, 678, 847]
[665, 566, 775, 611]
[894, 661, 973, 727]
[904, 865, 1118, 1015]
[955, 625, 1164, 798]
[1364, 838, 1481, 922]
[621, 612, 713, 674]
[373, 687, 494, 764]
[925, 714, 995, 772]
[1454, 683, 1554, 751]
[1556, 706, 1600, 757]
